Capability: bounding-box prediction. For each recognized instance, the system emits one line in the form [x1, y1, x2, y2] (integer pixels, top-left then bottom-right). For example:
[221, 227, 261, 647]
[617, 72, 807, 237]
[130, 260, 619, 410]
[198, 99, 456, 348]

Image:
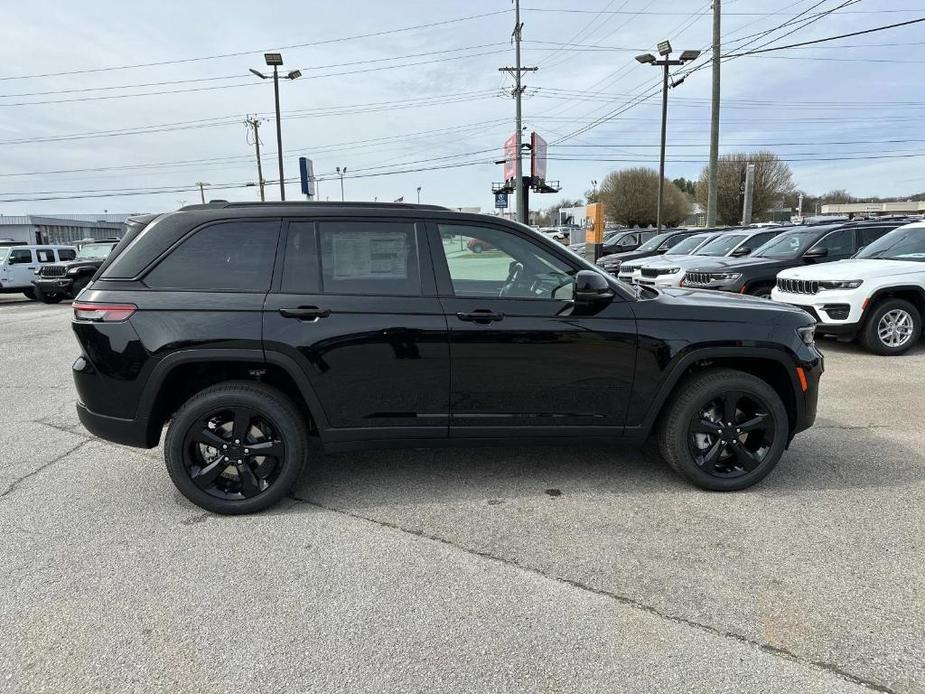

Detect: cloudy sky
[1, 0, 923, 216]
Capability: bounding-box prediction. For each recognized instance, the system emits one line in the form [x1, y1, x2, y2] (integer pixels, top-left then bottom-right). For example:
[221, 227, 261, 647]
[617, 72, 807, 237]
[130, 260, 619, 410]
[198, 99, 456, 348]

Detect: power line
[0, 9, 513, 81]
[0, 49, 510, 107]
[726, 15, 925, 55]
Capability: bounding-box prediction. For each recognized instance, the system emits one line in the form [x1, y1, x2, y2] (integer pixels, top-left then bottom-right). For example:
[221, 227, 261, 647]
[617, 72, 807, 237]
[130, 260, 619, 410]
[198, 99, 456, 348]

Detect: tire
[70, 276, 91, 298]
[34, 287, 62, 304]
[471, 243, 484, 254]
[164, 381, 309, 514]
[22, 288, 35, 300]
[747, 284, 773, 300]
[860, 298, 921, 356]
[657, 368, 790, 491]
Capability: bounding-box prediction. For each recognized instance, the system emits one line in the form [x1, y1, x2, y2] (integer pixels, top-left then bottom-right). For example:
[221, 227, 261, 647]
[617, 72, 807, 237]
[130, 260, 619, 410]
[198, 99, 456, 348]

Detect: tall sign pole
[706, 0, 721, 226]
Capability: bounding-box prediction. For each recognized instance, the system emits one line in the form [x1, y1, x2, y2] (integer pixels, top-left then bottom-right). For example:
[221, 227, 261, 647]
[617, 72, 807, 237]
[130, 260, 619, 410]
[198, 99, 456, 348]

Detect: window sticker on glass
[332, 231, 409, 280]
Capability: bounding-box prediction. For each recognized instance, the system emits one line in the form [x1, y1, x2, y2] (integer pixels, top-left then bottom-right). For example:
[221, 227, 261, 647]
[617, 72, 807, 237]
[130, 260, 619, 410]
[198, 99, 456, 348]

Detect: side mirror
[802, 246, 828, 261]
[574, 270, 615, 307]
[731, 246, 750, 257]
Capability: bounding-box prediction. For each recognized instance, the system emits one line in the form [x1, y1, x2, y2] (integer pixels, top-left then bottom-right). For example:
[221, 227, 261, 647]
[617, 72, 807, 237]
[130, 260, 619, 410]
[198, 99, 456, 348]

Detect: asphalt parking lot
[1, 295, 922, 694]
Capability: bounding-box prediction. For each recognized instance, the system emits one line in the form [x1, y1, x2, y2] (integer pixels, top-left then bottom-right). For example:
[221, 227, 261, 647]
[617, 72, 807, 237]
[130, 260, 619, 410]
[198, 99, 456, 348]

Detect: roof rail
[179, 200, 450, 212]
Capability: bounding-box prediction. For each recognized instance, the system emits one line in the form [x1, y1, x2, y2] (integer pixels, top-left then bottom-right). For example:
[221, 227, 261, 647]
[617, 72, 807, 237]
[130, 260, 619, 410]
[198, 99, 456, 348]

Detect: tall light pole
[416, 186, 422, 204]
[250, 53, 301, 201]
[336, 167, 346, 201]
[636, 42, 700, 231]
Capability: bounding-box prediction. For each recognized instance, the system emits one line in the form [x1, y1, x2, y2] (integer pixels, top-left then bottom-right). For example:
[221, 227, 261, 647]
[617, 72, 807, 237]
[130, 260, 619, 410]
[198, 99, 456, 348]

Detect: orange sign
[585, 202, 604, 244]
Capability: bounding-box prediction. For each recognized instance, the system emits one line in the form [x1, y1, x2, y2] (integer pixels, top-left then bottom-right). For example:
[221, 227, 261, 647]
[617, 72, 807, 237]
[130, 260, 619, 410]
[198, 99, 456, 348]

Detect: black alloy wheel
[165, 382, 308, 514]
[183, 407, 286, 500]
[688, 391, 775, 478]
[658, 368, 788, 491]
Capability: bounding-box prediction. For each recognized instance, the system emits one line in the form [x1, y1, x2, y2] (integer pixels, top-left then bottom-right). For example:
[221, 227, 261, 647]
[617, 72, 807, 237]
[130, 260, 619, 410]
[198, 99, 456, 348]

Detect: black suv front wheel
[165, 381, 308, 514]
[658, 368, 789, 491]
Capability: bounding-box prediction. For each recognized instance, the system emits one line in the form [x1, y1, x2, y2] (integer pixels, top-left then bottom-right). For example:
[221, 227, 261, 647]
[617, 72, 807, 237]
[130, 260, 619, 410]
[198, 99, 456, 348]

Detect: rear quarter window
[143, 221, 279, 291]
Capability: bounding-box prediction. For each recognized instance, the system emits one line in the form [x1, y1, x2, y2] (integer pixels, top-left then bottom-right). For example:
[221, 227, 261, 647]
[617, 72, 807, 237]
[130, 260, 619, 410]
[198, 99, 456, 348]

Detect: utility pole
[741, 162, 756, 225]
[336, 167, 346, 201]
[196, 182, 209, 204]
[706, 0, 721, 227]
[245, 116, 266, 201]
[498, 0, 537, 224]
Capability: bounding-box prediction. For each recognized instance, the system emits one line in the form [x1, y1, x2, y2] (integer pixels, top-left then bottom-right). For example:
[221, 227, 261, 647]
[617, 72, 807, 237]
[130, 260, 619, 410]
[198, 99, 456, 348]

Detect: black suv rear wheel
[164, 381, 308, 514]
[658, 368, 788, 491]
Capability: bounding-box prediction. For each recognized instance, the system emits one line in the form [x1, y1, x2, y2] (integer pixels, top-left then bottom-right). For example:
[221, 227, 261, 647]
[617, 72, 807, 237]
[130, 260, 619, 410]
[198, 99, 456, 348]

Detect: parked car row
[598, 218, 924, 355]
[0, 239, 119, 302]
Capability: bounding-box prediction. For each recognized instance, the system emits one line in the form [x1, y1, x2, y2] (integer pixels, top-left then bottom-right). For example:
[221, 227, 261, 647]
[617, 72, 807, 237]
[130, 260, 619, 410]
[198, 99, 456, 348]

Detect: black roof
[180, 201, 450, 212]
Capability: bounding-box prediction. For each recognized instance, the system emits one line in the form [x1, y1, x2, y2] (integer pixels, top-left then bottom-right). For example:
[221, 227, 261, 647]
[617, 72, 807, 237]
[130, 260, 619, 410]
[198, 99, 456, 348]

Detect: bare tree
[598, 168, 689, 227]
[696, 151, 795, 225]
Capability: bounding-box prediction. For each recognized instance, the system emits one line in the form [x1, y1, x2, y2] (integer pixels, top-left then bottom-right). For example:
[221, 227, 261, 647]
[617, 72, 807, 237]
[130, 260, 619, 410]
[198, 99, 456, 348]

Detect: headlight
[67, 268, 82, 275]
[818, 280, 863, 290]
[666, 267, 681, 274]
[710, 272, 742, 281]
[797, 325, 816, 346]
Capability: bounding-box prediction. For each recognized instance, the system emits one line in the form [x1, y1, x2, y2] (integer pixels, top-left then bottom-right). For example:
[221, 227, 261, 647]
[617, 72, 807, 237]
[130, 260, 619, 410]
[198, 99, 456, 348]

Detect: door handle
[456, 309, 504, 324]
[279, 306, 331, 321]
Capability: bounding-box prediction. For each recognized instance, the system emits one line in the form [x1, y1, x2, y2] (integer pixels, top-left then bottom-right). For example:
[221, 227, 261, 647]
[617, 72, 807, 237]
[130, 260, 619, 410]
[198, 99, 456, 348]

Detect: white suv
[771, 222, 925, 355]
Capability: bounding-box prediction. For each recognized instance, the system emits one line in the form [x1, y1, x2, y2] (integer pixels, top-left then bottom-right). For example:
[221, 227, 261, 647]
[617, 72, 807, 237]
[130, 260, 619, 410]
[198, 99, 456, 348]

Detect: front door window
[437, 224, 574, 301]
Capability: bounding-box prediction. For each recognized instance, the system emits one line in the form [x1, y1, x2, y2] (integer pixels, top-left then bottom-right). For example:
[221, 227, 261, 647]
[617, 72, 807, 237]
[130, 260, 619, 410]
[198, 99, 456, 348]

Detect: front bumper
[638, 272, 684, 289]
[33, 276, 75, 293]
[795, 354, 823, 435]
[770, 287, 864, 337]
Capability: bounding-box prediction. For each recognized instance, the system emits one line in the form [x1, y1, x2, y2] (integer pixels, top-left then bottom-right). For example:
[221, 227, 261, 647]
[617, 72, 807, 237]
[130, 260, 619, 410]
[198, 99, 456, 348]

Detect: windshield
[666, 234, 709, 255]
[695, 234, 746, 256]
[752, 231, 817, 258]
[76, 243, 116, 259]
[636, 232, 672, 252]
[856, 226, 925, 262]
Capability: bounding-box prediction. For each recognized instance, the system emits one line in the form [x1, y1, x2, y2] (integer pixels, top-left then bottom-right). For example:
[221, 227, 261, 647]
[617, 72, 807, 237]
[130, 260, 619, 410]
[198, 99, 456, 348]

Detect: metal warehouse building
[0, 213, 139, 245]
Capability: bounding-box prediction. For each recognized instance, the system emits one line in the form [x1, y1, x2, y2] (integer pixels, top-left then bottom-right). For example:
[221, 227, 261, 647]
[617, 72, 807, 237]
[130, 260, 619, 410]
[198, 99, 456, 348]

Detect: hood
[598, 249, 657, 267]
[658, 286, 812, 322]
[684, 255, 784, 272]
[778, 258, 925, 281]
[635, 254, 703, 269]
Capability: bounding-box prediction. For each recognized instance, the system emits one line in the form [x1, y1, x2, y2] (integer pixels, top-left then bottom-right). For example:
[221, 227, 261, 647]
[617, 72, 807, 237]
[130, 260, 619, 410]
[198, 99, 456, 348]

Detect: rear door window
[281, 222, 320, 293]
[858, 226, 892, 249]
[144, 221, 279, 291]
[319, 220, 420, 296]
[36, 248, 56, 263]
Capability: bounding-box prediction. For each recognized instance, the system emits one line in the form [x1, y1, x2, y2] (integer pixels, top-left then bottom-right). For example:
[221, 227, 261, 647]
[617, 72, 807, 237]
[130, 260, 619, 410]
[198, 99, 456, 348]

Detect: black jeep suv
[683, 220, 909, 298]
[72, 202, 823, 514]
[33, 239, 120, 303]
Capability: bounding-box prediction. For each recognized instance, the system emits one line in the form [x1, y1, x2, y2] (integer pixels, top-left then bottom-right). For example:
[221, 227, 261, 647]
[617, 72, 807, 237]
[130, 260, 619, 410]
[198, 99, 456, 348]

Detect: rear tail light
[73, 301, 137, 322]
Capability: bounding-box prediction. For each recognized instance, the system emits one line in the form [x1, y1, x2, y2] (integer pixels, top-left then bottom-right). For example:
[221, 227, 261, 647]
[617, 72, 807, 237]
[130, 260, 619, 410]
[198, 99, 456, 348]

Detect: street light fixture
[636, 40, 700, 231]
[250, 52, 300, 201]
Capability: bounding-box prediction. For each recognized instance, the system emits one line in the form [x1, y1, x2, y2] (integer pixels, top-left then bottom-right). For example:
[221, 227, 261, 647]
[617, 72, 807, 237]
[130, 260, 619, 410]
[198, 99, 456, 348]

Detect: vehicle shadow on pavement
[290, 423, 924, 510]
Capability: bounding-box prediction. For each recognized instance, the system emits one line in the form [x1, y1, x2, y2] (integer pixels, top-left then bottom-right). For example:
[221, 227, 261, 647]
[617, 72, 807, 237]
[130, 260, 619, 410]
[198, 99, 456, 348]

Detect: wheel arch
[635, 347, 802, 441]
[140, 349, 328, 447]
[865, 285, 925, 320]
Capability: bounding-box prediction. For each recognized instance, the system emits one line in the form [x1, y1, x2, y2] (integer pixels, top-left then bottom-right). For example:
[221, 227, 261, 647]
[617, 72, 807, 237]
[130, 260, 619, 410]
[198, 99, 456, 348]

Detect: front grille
[640, 267, 667, 278]
[685, 272, 711, 286]
[777, 277, 819, 294]
[38, 265, 67, 278]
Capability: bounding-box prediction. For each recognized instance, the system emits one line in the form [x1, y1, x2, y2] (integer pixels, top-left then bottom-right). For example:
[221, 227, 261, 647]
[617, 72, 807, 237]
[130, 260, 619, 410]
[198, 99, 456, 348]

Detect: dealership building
[0, 213, 137, 245]
[821, 201, 925, 217]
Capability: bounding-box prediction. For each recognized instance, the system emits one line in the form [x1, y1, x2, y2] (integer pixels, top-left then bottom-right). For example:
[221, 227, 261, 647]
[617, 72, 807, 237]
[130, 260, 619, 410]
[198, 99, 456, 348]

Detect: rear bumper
[76, 401, 154, 448]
